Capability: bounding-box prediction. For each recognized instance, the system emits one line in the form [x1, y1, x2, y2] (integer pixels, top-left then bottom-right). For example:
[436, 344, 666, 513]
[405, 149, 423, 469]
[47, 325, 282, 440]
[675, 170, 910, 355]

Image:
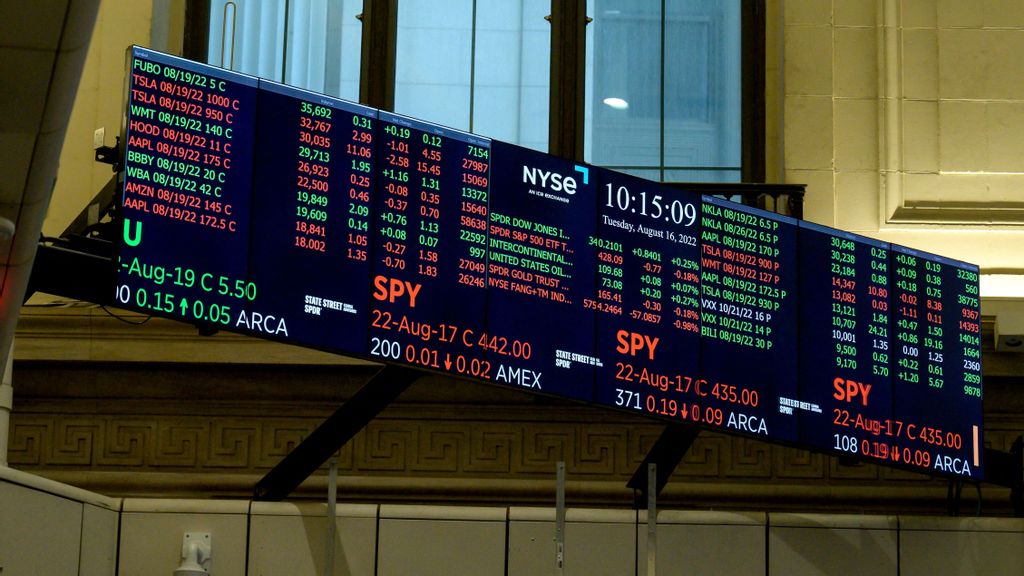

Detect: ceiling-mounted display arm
[626, 423, 699, 509]
[253, 364, 423, 501]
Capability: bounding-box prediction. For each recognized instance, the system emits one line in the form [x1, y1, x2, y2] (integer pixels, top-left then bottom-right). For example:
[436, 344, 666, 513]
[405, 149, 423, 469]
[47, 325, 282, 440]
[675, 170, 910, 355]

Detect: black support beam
[26, 243, 114, 304]
[253, 364, 421, 501]
[627, 423, 699, 508]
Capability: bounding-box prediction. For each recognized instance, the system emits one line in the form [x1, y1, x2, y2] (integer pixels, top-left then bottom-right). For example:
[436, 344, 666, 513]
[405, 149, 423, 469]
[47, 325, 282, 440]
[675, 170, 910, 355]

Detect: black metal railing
[664, 182, 806, 220]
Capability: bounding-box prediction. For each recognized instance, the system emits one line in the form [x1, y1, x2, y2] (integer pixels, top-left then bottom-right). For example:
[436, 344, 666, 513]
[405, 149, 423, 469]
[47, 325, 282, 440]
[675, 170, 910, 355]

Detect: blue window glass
[208, 0, 362, 101]
[394, 0, 550, 151]
[585, 0, 741, 182]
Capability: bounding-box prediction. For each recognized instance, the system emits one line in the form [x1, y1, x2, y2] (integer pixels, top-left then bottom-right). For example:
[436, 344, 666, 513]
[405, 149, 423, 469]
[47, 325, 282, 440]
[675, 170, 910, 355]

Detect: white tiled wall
[769, 513, 898, 576]
[3, 470, 1024, 576]
[377, 505, 507, 576]
[901, 516, 1024, 576]
[81, 503, 119, 576]
[0, 468, 119, 576]
[118, 499, 250, 576]
[248, 502, 377, 576]
[637, 511, 766, 576]
[508, 508, 637, 576]
[0, 481, 84, 575]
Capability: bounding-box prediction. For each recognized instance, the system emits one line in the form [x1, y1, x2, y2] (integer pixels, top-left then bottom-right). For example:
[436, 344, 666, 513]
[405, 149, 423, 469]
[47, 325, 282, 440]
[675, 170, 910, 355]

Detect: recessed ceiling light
[603, 97, 629, 110]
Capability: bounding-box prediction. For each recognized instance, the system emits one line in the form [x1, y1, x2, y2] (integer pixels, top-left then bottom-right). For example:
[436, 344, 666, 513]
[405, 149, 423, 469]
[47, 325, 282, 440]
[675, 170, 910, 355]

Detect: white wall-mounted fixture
[174, 532, 211, 575]
[0, 216, 15, 244]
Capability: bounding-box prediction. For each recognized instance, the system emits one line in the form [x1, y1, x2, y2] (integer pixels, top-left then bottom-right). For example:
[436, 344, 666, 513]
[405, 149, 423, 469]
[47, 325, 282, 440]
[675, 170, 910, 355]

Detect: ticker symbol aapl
[833, 377, 872, 406]
[373, 275, 422, 308]
[615, 330, 659, 360]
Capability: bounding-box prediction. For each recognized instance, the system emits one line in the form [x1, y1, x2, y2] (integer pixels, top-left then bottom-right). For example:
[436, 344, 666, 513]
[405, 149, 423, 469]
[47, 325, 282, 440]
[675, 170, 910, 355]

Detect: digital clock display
[116, 46, 984, 480]
[592, 168, 702, 421]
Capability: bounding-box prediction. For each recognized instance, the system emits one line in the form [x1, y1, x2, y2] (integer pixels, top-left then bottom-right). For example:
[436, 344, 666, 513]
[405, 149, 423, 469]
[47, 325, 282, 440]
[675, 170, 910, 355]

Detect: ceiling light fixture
[603, 97, 629, 110]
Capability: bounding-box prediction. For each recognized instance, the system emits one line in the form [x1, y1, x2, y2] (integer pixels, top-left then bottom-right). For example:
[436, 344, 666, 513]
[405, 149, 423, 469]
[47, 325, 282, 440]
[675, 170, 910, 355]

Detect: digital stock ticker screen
[117, 47, 984, 480]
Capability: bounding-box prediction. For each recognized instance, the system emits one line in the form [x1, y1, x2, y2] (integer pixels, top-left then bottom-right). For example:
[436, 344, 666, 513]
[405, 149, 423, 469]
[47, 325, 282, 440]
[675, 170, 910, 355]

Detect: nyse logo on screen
[521, 164, 589, 203]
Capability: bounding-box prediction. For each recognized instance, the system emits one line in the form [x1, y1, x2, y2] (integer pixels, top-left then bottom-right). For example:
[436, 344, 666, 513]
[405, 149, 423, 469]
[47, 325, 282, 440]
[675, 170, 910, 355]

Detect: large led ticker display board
[118, 47, 984, 480]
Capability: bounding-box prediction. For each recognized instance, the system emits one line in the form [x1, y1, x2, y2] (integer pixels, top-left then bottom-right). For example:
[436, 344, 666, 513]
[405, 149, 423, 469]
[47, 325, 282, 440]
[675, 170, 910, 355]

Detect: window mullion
[660, 0, 666, 182]
[184, 0, 212, 61]
[548, 0, 587, 161]
[359, 0, 398, 110]
[741, 0, 766, 183]
[469, 0, 478, 133]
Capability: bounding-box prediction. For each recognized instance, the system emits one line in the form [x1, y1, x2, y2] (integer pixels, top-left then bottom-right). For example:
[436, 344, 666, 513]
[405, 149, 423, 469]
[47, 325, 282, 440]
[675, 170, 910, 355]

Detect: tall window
[394, 0, 550, 151]
[207, 0, 362, 100]
[197, 0, 749, 174]
[585, 0, 741, 182]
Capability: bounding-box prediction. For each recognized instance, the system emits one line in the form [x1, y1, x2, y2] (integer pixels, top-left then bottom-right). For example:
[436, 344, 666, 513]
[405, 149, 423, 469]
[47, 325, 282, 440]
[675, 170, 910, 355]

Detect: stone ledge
[22, 469, 1013, 515]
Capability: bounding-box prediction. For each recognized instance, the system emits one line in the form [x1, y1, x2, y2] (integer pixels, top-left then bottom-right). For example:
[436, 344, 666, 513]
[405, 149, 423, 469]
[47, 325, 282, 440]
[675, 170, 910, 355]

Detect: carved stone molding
[13, 408, 1021, 479]
[9, 308, 1024, 513]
